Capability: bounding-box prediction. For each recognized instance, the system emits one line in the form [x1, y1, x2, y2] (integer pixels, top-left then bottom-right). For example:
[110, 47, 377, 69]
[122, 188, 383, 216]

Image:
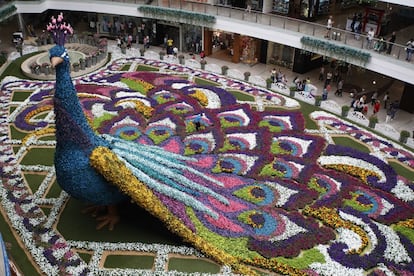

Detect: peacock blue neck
[53, 56, 107, 154]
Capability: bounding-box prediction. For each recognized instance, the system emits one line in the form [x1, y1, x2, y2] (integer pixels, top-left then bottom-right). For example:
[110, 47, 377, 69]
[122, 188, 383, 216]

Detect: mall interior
[0, 0, 414, 133]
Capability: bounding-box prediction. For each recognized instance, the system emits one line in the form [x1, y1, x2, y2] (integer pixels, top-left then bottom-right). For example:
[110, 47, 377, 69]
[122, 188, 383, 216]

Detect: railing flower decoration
[138, 6, 216, 27]
[301, 36, 371, 65]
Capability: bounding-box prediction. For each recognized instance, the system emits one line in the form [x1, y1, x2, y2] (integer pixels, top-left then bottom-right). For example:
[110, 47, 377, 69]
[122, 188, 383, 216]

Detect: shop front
[271, 0, 331, 20]
[203, 29, 265, 65]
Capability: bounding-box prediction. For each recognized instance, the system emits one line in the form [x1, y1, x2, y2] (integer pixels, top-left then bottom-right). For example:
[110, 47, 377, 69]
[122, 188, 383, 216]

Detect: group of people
[318, 64, 344, 100]
[270, 68, 288, 84]
[329, 14, 402, 56]
[349, 90, 399, 123]
[367, 29, 397, 54]
[164, 36, 177, 55]
[293, 77, 312, 92]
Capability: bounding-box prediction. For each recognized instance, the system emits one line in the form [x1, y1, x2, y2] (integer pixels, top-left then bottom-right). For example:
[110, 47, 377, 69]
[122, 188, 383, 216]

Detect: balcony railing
[8, 0, 413, 65]
[107, 0, 412, 64]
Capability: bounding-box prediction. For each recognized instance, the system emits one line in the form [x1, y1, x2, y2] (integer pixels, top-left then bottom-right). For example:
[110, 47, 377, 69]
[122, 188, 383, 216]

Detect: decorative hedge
[138, 6, 216, 26]
[300, 36, 371, 64]
[0, 4, 16, 22]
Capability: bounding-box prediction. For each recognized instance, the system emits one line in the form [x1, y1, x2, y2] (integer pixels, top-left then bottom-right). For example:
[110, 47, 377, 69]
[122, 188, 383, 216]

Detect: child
[373, 100, 380, 115]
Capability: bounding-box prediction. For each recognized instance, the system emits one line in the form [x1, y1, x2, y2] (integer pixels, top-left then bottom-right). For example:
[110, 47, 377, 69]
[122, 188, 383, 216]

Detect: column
[232, 34, 240, 63]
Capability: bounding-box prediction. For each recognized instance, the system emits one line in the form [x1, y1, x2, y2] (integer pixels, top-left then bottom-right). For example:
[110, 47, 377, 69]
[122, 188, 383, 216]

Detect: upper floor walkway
[5, 0, 414, 85]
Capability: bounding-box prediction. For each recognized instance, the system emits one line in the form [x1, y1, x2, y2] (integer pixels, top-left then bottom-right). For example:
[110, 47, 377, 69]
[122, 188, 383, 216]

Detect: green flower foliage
[138, 6, 216, 26]
[300, 36, 371, 64]
[307, 178, 327, 194]
[120, 78, 147, 95]
[148, 130, 170, 144]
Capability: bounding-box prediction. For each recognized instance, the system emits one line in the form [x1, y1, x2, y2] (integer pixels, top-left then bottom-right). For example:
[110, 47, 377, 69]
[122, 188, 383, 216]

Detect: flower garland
[0, 4, 16, 21]
[300, 36, 371, 64]
[138, 6, 216, 26]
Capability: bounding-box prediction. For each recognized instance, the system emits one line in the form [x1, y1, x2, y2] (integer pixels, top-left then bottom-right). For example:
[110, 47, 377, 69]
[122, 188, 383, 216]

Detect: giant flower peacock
[40, 13, 414, 275]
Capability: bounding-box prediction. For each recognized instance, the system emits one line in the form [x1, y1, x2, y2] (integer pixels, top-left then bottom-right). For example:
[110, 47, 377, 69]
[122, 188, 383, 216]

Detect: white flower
[374, 222, 412, 264]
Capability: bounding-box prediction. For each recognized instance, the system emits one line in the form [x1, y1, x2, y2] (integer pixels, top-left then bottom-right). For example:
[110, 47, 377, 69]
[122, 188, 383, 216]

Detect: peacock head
[47, 12, 73, 68]
[49, 45, 70, 68]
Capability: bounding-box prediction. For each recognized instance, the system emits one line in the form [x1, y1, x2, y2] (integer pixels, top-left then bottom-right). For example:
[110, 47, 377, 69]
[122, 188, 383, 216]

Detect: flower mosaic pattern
[0, 57, 414, 275]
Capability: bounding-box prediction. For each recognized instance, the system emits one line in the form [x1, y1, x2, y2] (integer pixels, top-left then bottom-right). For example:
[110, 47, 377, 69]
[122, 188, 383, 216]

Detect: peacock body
[44, 14, 414, 275]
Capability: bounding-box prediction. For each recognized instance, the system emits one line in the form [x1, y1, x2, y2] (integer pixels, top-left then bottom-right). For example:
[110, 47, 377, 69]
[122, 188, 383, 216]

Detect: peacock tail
[74, 70, 412, 274]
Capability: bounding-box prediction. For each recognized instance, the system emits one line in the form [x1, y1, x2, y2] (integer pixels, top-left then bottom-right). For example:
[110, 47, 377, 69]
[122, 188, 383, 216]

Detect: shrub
[400, 130, 410, 143]
[400, 130, 410, 138]
[369, 116, 378, 124]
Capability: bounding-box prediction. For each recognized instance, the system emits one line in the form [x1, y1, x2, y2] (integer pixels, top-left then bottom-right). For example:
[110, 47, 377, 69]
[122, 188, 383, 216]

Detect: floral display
[0, 55, 413, 275]
[300, 36, 371, 64]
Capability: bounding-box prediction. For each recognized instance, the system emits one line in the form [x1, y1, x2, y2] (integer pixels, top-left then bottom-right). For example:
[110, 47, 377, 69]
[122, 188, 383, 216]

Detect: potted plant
[43, 63, 51, 75]
[266, 78, 273, 89]
[91, 53, 97, 65]
[72, 62, 80, 72]
[399, 130, 410, 143]
[40, 63, 49, 74]
[341, 105, 350, 117]
[178, 54, 185, 65]
[121, 44, 127, 54]
[79, 58, 86, 70]
[314, 95, 323, 106]
[159, 50, 166, 60]
[30, 63, 40, 74]
[289, 86, 296, 97]
[85, 56, 92, 67]
[221, 65, 229, 75]
[200, 59, 207, 70]
[140, 48, 146, 57]
[244, 71, 251, 81]
[368, 115, 378, 128]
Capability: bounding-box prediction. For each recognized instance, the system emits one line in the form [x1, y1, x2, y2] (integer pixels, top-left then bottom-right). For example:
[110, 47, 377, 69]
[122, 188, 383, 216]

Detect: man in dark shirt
[386, 32, 396, 55]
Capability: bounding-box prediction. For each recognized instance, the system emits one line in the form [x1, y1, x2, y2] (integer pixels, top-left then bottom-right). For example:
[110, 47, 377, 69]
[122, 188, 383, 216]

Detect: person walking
[373, 100, 380, 116]
[355, 21, 362, 40]
[319, 66, 325, 81]
[335, 79, 344, 96]
[144, 35, 150, 49]
[390, 100, 399, 120]
[366, 28, 375, 49]
[386, 31, 396, 55]
[326, 16, 334, 39]
[405, 38, 414, 61]
[270, 68, 277, 83]
[371, 91, 378, 106]
[322, 84, 331, 100]
[383, 91, 389, 109]
[245, 0, 252, 13]
[325, 71, 332, 87]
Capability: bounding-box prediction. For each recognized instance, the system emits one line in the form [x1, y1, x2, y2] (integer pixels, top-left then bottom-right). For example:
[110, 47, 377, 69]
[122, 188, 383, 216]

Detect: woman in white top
[326, 16, 333, 39]
[367, 28, 375, 49]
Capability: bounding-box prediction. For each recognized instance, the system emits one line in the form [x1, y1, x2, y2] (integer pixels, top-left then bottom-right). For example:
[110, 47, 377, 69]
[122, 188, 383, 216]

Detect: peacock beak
[51, 56, 64, 68]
